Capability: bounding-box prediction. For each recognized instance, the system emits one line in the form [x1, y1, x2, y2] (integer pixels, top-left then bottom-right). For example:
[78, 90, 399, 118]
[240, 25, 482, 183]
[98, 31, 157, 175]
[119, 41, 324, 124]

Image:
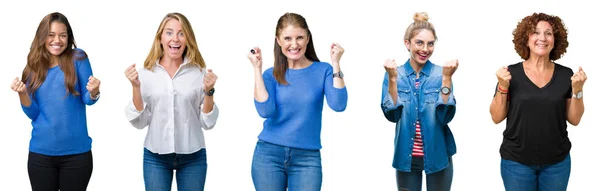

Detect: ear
[404, 39, 411, 51]
[276, 36, 282, 47]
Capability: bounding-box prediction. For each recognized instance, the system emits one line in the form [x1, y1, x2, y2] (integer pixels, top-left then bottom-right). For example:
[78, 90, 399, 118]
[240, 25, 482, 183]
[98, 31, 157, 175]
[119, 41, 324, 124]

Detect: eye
[297, 36, 304, 40]
[428, 42, 434, 47]
[60, 34, 67, 38]
[166, 31, 173, 36]
[178, 32, 184, 37]
[284, 37, 291, 40]
[416, 41, 423, 45]
[545, 32, 553, 36]
[533, 31, 540, 35]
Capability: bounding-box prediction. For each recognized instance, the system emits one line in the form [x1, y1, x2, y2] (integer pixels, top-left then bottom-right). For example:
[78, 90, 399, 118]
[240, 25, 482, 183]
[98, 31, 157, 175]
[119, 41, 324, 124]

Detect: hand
[125, 63, 141, 87]
[11, 77, 27, 94]
[204, 69, 217, 92]
[442, 59, 459, 78]
[248, 47, 262, 69]
[383, 59, 398, 79]
[86, 76, 101, 97]
[571, 67, 587, 92]
[330, 43, 344, 64]
[496, 66, 511, 90]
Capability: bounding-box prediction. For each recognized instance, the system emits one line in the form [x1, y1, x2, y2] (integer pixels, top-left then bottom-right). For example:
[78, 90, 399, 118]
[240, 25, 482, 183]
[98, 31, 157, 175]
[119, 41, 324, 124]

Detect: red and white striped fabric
[412, 79, 424, 157]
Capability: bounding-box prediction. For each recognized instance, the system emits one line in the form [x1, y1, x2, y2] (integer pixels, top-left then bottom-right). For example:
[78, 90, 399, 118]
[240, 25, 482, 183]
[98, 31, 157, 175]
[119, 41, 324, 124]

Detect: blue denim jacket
[380, 59, 457, 174]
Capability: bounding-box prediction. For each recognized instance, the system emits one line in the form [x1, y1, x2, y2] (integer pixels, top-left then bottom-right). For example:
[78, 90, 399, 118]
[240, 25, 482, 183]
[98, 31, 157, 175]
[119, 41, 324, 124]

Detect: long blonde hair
[143, 12, 205, 70]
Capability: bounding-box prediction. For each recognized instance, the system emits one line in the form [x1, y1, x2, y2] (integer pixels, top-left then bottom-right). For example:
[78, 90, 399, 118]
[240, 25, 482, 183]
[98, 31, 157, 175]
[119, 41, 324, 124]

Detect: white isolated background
[1, 0, 598, 190]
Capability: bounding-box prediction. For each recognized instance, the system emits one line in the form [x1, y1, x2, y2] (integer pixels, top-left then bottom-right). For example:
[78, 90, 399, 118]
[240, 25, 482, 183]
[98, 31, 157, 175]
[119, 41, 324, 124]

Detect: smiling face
[45, 21, 68, 56]
[276, 25, 309, 61]
[527, 21, 554, 58]
[405, 29, 435, 65]
[160, 18, 187, 60]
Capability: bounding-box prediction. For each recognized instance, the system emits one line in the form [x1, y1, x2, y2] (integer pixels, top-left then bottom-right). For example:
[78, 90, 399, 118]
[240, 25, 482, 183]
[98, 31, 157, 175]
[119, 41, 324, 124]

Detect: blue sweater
[21, 49, 98, 156]
[254, 62, 348, 150]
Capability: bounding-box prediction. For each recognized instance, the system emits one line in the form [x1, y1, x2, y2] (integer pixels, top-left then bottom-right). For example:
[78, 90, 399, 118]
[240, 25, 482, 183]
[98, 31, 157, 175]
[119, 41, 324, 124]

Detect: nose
[53, 35, 60, 43]
[172, 34, 180, 42]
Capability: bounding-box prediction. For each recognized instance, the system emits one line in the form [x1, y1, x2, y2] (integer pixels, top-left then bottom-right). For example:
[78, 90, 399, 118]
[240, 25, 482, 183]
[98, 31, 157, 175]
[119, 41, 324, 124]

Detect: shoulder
[73, 48, 88, 61]
[554, 62, 573, 73]
[263, 67, 275, 79]
[507, 62, 522, 70]
[313, 61, 331, 69]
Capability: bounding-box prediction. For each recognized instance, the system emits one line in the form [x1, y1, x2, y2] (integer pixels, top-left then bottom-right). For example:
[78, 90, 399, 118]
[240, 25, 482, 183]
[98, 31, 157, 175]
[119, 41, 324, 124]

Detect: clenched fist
[204, 69, 217, 92]
[330, 43, 344, 64]
[383, 59, 398, 79]
[443, 59, 459, 78]
[248, 47, 263, 69]
[11, 77, 27, 94]
[496, 66, 511, 90]
[125, 63, 141, 87]
[571, 67, 587, 92]
[87, 76, 101, 97]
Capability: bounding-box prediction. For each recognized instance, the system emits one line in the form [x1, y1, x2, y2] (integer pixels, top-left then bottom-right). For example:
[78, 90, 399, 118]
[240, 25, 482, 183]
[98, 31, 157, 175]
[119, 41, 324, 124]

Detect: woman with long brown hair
[247, 12, 348, 191]
[10, 12, 101, 191]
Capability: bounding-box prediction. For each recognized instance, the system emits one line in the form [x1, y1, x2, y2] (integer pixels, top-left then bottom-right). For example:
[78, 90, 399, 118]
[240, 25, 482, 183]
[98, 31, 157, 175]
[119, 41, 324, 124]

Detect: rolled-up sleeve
[381, 73, 403, 123]
[200, 103, 219, 130]
[125, 101, 151, 129]
[435, 88, 456, 125]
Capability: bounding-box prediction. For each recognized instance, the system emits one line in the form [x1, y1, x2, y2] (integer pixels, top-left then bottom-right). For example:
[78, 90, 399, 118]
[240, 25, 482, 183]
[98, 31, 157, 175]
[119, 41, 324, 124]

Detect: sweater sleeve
[21, 93, 40, 121]
[324, 65, 347, 112]
[254, 70, 277, 118]
[75, 55, 98, 105]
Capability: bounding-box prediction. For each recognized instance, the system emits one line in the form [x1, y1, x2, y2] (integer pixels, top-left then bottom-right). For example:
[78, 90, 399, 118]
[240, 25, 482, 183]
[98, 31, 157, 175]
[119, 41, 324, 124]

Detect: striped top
[412, 78, 424, 157]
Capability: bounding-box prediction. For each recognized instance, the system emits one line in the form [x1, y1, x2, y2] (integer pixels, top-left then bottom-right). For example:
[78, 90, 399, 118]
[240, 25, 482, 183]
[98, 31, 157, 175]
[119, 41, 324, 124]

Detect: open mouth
[288, 47, 301, 55]
[169, 44, 181, 51]
[49, 44, 63, 50]
[417, 52, 429, 60]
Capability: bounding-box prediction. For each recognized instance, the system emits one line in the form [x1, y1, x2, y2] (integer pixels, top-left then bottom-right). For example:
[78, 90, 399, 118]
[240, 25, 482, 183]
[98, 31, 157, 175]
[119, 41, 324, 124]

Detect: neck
[409, 59, 425, 77]
[288, 56, 311, 69]
[524, 54, 552, 72]
[160, 56, 183, 68]
[49, 55, 59, 68]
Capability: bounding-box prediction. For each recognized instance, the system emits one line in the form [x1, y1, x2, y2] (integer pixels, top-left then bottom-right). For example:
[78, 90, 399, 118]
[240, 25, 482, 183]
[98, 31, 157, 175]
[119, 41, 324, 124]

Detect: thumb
[579, 66, 582, 72]
[207, 69, 213, 73]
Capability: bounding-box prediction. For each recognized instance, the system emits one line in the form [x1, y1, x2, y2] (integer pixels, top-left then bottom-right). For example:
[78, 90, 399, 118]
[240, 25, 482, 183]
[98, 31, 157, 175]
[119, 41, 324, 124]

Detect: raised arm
[490, 66, 511, 124]
[325, 43, 347, 111]
[436, 59, 459, 124]
[249, 47, 276, 118]
[11, 77, 39, 120]
[381, 59, 402, 123]
[124, 64, 150, 129]
[76, 57, 100, 105]
[566, 67, 586, 126]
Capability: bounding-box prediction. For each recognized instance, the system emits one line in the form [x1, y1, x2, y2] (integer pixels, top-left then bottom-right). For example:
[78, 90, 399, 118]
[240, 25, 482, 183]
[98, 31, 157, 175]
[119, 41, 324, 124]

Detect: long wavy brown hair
[143, 12, 206, 70]
[273, 12, 319, 85]
[22, 12, 86, 98]
[513, 12, 569, 61]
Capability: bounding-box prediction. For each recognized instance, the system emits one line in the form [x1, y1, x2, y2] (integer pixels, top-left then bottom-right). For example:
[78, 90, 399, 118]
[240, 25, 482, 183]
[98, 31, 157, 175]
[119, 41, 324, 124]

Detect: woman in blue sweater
[380, 12, 458, 191]
[247, 12, 348, 191]
[10, 12, 101, 191]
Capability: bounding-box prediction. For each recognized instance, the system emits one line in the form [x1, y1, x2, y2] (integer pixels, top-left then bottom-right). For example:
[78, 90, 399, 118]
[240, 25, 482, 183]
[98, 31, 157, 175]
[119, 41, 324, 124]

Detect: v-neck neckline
[520, 62, 556, 90]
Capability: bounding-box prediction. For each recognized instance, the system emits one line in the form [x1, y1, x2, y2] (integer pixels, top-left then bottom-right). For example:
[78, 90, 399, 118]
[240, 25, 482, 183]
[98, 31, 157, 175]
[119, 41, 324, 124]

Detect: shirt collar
[402, 58, 433, 77]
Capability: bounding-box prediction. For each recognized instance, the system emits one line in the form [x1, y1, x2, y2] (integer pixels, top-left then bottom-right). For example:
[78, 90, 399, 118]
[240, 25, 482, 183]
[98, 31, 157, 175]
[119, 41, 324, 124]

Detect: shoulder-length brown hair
[273, 12, 319, 85]
[513, 12, 569, 61]
[22, 12, 86, 98]
[144, 12, 206, 70]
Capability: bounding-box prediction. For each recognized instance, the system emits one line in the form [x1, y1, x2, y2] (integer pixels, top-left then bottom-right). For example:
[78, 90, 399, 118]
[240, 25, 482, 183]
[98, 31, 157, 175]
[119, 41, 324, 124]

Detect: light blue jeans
[501, 154, 571, 191]
[251, 140, 322, 191]
[143, 148, 207, 191]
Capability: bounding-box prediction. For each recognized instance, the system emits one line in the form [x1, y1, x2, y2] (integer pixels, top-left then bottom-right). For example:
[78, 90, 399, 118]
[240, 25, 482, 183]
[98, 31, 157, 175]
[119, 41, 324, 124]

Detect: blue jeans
[501, 154, 571, 191]
[251, 140, 322, 191]
[143, 148, 207, 191]
[395, 156, 453, 191]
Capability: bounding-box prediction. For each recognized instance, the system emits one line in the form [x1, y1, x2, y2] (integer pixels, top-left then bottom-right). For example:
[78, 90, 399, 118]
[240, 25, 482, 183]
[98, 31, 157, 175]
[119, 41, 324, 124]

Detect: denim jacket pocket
[423, 88, 440, 104]
[398, 88, 411, 102]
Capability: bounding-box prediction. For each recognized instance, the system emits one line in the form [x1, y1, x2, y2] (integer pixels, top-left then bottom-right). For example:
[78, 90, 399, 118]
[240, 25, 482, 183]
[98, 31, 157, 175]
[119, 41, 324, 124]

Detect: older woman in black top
[489, 12, 586, 191]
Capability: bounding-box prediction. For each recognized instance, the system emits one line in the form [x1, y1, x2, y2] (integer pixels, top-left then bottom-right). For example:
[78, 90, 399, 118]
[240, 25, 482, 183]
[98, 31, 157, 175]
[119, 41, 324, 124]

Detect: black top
[496, 62, 573, 165]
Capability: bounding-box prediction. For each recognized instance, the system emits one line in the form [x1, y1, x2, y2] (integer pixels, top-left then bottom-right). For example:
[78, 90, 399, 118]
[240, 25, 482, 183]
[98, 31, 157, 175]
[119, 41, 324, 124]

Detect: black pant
[28, 151, 93, 191]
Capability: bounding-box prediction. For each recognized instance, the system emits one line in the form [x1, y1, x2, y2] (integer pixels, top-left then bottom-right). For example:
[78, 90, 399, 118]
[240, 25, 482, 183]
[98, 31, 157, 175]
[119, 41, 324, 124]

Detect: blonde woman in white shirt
[124, 12, 219, 191]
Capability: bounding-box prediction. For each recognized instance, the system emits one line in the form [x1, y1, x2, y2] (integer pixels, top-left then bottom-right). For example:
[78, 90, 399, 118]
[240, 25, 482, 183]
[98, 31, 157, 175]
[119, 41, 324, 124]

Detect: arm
[566, 97, 584, 126]
[254, 70, 277, 118]
[124, 65, 149, 129]
[567, 67, 586, 126]
[20, 92, 40, 120]
[200, 102, 219, 130]
[76, 57, 99, 105]
[435, 76, 456, 124]
[325, 65, 348, 112]
[490, 84, 509, 124]
[381, 73, 403, 123]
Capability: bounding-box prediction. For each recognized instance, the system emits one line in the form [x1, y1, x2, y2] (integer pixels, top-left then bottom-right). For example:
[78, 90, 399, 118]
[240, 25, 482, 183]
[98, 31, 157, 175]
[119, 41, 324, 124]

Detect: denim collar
[402, 59, 433, 77]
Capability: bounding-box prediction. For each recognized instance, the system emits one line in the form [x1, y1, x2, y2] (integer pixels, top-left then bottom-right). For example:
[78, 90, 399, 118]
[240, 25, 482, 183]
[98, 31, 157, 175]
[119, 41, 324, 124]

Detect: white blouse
[125, 59, 219, 154]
